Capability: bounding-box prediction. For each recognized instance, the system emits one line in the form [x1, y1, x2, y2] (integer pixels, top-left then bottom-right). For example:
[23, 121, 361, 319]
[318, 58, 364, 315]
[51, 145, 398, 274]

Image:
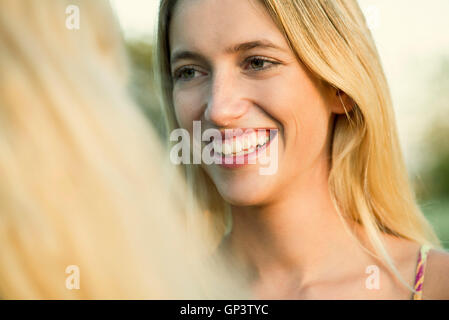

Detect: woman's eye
[173, 57, 279, 81]
[245, 57, 279, 71]
[173, 67, 201, 81]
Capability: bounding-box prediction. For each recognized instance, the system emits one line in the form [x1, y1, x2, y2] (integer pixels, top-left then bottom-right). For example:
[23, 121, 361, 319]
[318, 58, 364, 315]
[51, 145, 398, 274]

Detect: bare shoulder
[422, 248, 449, 300]
[379, 235, 421, 274]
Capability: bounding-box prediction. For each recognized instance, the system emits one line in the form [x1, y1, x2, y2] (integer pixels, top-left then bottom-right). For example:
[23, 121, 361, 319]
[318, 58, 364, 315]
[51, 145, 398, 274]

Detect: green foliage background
[413, 58, 449, 249]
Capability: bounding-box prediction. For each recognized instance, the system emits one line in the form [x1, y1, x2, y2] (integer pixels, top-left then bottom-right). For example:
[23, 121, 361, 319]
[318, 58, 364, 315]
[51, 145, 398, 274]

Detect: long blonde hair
[155, 0, 441, 292]
[0, 0, 244, 299]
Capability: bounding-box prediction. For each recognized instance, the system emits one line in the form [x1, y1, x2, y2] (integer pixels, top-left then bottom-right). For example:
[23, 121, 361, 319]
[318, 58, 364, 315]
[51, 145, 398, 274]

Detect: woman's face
[169, 0, 341, 206]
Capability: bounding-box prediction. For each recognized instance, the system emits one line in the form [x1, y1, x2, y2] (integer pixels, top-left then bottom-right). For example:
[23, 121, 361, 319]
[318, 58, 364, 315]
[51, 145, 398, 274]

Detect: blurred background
[110, 0, 449, 248]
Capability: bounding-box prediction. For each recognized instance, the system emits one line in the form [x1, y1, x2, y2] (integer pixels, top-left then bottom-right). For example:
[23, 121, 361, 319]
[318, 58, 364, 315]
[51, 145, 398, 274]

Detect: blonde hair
[155, 0, 441, 293]
[0, 0, 244, 299]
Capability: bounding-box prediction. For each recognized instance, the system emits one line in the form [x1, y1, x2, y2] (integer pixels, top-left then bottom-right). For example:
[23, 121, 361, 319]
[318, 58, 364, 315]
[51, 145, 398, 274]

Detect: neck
[225, 157, 361, 288]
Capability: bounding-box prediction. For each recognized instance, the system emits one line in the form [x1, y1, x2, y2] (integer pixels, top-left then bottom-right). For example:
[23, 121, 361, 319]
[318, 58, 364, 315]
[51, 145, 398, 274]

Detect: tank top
[412, 244, 432, 300]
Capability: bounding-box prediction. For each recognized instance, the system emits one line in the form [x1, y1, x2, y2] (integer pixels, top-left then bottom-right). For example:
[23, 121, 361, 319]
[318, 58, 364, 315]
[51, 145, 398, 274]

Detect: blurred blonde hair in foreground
[0, 0, 246, 299]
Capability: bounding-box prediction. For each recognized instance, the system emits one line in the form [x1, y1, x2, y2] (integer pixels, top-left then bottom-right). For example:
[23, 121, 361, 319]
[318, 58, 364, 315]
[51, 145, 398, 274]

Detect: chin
[214, 178, 276, 207]
[221, 192, 260, 206]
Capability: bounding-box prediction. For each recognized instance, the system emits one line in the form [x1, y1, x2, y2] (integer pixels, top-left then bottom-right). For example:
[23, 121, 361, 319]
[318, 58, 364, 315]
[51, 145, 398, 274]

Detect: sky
[110, 0, 159, 40]
[110, 0, 449, 171]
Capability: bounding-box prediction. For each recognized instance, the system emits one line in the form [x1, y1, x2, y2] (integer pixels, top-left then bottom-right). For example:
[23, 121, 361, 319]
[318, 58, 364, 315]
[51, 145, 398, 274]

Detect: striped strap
[412, 244, 432, 300]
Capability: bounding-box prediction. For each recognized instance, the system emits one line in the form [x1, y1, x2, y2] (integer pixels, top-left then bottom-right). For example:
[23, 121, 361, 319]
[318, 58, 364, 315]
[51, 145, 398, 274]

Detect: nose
[204, 70, 249, 127]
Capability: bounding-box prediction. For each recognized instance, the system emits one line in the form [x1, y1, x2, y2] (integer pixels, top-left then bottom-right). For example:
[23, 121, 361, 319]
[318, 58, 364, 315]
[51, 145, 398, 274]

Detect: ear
[329, 88, 355, 115]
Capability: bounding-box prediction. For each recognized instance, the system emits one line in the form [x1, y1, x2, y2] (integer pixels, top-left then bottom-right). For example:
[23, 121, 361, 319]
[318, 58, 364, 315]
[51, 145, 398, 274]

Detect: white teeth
[223, 142, 232, 155]
[247, 146, 256, 153]
[257, 134, 268, 146]
[242, 136, 250, 150]
[211, 130, 272, 155]
[233, 139, 243, 153]
[249, 132, 257, 146]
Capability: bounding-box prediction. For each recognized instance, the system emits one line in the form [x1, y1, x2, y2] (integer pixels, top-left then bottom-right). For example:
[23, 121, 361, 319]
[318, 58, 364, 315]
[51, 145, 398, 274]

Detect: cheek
[249, 67, 320, 128]
[298, 110, 330, 145]
[289, 95, 332, 166]
[173, 89, 203, 131]
[291, 80, 331, 151]
[259, 70, 331, 159]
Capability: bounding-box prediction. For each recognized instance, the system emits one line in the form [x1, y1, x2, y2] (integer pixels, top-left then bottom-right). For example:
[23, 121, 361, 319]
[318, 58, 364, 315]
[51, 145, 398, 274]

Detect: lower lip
[213, 130, 278, 169]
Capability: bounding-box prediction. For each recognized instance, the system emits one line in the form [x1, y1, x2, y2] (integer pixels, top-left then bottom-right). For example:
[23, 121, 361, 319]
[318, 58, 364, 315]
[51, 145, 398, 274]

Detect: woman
[0, 0, 244, 299]
[155, 0, 449, 299]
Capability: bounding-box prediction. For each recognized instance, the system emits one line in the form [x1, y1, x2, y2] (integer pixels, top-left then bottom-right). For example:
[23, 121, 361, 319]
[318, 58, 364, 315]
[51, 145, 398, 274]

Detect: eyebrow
[170, 40, 287, 66]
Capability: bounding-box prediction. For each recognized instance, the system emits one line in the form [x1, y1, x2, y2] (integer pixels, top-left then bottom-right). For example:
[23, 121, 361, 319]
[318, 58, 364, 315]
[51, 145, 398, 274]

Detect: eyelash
[173, 56, 280, 82]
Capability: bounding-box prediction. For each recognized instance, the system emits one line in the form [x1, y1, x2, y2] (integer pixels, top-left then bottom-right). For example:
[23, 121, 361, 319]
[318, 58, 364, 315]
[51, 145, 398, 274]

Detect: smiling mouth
[204, 128, 278, 167]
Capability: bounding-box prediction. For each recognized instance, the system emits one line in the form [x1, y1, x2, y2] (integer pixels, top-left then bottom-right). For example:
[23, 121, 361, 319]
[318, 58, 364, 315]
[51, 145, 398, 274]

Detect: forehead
[169, 0, 288, 55]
